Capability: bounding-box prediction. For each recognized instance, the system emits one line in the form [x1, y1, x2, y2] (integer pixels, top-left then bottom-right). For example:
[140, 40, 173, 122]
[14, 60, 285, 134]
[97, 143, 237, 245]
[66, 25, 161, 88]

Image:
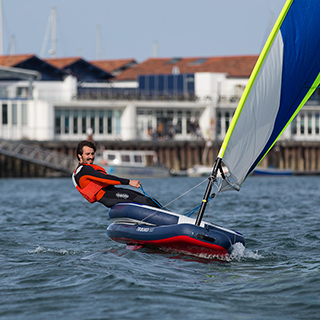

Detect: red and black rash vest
[72, 164, 130, 203]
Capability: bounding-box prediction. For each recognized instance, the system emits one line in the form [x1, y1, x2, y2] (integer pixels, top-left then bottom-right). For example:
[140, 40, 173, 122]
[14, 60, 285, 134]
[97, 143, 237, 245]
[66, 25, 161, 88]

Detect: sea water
[1, 176, 320, 320]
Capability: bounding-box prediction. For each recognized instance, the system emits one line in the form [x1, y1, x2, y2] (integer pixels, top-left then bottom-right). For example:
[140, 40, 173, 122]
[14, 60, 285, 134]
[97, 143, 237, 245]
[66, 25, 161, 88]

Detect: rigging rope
[139, 184, 162, 208]
[140, 178, 220, 217]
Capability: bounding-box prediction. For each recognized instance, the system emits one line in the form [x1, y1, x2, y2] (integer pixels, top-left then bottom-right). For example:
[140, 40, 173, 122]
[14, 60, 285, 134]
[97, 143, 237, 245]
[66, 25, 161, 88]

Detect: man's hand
[129, 180, 141, 188]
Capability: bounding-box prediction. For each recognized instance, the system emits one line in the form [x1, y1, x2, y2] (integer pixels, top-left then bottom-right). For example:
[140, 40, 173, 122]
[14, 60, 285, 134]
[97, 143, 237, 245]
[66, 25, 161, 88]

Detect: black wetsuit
[73, 164, 161, 208]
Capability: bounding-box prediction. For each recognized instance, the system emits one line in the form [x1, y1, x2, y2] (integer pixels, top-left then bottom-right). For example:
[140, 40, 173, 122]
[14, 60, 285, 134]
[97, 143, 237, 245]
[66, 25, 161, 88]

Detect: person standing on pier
[72, 140, 161, 208]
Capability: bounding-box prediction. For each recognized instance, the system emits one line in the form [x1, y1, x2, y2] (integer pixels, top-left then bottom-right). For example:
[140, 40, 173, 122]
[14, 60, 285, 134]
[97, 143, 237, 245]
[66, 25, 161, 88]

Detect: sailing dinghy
[107, 0, 320, 259]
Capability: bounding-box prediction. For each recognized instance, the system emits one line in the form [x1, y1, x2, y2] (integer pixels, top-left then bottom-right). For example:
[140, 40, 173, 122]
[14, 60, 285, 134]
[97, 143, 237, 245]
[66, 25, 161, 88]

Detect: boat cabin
[100, 150, 158, 167]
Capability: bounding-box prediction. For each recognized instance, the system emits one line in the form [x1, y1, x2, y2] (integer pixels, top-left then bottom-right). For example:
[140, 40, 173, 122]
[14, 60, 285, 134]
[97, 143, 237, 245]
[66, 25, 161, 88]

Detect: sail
[218, 0, 320, 192]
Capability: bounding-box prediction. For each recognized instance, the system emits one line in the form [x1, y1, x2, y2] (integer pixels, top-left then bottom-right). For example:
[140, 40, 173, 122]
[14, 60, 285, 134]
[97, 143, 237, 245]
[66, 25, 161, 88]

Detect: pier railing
[0, 139, 75, 174]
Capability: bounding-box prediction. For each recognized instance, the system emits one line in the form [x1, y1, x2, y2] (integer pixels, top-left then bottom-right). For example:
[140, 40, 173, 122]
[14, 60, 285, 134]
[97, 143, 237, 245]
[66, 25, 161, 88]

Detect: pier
[1, 139, 320, 177]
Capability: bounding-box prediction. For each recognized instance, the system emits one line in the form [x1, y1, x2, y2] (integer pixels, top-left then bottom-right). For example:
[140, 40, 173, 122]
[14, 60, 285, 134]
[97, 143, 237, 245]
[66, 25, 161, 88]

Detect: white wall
[195, 72, 226, 102]
[33, 75, 77, 101]
[121, 103, 137, 140]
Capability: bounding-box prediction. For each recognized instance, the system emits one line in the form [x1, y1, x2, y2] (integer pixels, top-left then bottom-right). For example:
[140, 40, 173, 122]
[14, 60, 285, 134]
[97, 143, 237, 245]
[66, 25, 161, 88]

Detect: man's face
[79, 146, 95, 164]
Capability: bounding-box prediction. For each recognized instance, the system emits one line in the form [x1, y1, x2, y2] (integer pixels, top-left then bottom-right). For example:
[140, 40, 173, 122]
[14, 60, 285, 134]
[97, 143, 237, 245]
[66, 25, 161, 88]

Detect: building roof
[44, 57, 83, 69]
[115, 55, 259, 81]
[0, 54, 66, 81]
[44, 57, 114, 81]
[0, 54, 38, 67]
[89, 59, 137, 75]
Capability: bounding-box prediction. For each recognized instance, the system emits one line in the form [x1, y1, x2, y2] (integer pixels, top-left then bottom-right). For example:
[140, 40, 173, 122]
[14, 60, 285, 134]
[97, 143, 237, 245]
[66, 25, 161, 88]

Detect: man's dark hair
[76, 140, 97, 161]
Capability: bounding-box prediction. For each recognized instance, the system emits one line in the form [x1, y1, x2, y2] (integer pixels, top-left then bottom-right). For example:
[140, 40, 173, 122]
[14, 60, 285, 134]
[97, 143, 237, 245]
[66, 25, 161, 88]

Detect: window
[176, 111, 182, 134]
[186, 111, 192, 134]
[107, 154, 116, 161]
[73, 110, 78, 134]
[2, 104, 8, 124]
[225, 112, 230, 133]
[291, 118, 297, 135]
[121, 155, 130, 163]
[217, 111, 221, 135]
[134, 155, 143, 163]
[99, 110, 104, 134]
[55, 110, 61, 134]
[12, 104, 18, 125]
[82, 111, 87, 134]
[64, 110, 70, 134]
[90, 110, 95, 134]
[316, 113, 319, 134]
[300, 114, 305, 134]
[308, 113, 312, 134]
[189, 58, 208, 66]
[107, 110, 112, 134]
[22, 104, 28, 125]
[115, 110, 121, 135]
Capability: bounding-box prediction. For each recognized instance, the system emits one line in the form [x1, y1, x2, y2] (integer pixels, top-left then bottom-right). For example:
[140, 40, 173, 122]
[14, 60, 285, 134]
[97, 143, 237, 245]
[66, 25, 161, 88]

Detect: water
[1, 176, 320, 320]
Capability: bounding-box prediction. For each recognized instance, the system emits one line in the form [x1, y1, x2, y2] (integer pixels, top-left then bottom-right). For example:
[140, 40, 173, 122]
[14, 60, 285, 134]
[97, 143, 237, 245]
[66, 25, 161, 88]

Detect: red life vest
[73, 164, 107, 203]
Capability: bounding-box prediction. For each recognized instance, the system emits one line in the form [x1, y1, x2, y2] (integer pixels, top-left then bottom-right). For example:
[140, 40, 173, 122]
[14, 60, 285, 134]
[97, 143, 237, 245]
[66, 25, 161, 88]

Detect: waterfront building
[0, 54, 319, 143]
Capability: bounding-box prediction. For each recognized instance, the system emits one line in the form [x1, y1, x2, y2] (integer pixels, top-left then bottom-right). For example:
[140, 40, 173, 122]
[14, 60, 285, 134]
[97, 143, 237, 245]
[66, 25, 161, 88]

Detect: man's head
[77, 140, 97, 164]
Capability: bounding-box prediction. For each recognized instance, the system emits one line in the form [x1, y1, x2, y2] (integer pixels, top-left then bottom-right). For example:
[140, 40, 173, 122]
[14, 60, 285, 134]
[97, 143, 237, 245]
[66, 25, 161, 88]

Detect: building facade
[0, 54, 320, 144]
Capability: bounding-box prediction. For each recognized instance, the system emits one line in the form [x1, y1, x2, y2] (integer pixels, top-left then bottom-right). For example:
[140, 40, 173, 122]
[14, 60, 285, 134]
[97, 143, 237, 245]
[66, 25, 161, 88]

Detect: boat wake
[28, 245, 78, 255]
[228, 242, 263, 261]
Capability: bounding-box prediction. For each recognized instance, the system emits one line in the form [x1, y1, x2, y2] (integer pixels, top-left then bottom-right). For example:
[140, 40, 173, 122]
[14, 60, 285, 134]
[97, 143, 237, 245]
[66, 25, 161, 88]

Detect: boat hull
[107, 203, 245, 258]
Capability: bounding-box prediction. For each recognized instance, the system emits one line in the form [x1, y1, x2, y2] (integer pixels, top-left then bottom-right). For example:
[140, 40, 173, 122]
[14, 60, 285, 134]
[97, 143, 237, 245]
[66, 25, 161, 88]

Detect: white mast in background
[41, 6, 57, 58]
[0, 0, 3, 55]
[50, 6, 57, 57]
[153, 40, 158, 58]
[10, 35, 15, 54]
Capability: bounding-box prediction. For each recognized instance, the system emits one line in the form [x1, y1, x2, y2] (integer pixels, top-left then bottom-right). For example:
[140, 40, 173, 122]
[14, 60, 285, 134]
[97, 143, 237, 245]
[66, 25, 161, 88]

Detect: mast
[41, 6, 57, 58]
[153, 40, 158, 57]
[195, 157, 223, 226]
[0, 0, 3, 55]
[50, 7, 57, 57]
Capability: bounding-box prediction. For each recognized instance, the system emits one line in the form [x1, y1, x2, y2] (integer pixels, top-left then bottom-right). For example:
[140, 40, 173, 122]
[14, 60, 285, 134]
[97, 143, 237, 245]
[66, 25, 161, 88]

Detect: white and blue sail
[217, 0, 320, 192]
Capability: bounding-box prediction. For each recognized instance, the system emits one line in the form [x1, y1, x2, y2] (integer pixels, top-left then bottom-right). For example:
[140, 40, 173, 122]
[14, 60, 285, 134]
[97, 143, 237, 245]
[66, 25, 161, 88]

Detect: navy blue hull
[107, 203, 245, 258]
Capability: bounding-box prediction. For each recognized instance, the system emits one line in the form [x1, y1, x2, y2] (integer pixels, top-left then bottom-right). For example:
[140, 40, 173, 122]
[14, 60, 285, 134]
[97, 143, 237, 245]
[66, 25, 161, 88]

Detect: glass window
[300, 114, 305, 134]
[225, 111, 230, 133]
[90, 110, 95, 134]
[99, 110, 104, 134]
[107, 154, 116, 161]
[217, 111, 221, 135]
[107, 110, 112, 134]
[73, 110, 78, 134]
[115, 110, 121, 135]
[55, 110, 61, 134]
[2, 104, 8, 124]
[64, 110, 70, 134]
[134, 155, 143, 163]
[291, 118, 297, 135]
[176, 111, 182, 134]
[308, 113, 312, 134]
[82, 110, 87, 134]
[22, 104, 28, 125]
[315, 113, 319, 134]
[186, 111, 192, 134]
[12, 104, 18, 125]
[121, 155, 130, 163]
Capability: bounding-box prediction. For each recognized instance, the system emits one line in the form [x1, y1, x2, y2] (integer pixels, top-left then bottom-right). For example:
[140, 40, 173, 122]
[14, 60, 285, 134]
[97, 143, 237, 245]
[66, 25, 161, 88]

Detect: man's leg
[98, 186, 161, 208]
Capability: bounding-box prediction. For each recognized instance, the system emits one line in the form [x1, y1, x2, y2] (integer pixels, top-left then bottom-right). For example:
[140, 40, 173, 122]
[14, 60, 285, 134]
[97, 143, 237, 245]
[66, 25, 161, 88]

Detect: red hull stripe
[111, 235, 229, 255]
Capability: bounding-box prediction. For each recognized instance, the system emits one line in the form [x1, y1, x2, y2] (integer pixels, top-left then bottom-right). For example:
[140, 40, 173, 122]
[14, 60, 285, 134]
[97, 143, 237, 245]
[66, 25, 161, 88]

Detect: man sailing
[72, 140, 160, 208]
